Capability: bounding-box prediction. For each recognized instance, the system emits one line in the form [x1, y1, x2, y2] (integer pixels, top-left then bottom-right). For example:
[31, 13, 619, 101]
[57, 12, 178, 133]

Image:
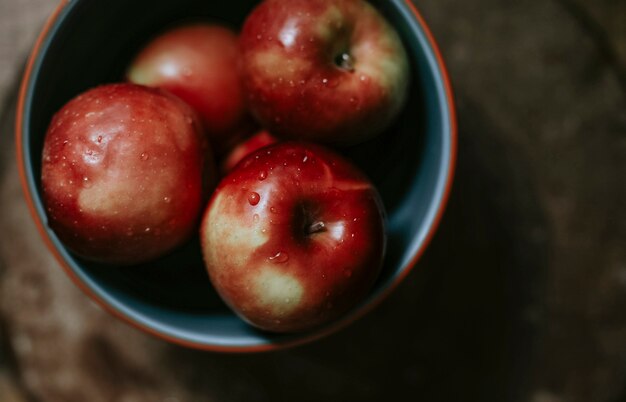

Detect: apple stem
[306, 221, 326, 235]
[335, 52, 355, 72]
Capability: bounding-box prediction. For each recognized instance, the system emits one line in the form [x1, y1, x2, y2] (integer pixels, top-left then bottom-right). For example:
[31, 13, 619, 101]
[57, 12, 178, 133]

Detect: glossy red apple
[42, 83, 213, 265]
[240, 0, 409, 145]
[220, 130, 278, 175]
[127, 23, 246, 153]
[200, 142, 386, 332]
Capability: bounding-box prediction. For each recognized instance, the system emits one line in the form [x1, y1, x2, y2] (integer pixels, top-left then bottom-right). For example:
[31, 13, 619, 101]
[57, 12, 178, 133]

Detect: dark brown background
[1, 0, 625, 401]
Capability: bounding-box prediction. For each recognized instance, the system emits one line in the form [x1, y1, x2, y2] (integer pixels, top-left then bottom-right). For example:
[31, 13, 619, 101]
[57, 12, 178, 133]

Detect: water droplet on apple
[82, 177, 92, 188]
[248, 192, 260, 206]
[163, 196, 171, 203]
[322, 78, 328, 85]
[270, 207, 276, 213]
[268, 251, 289, 263]
[140, 152, 149, 161]
[258, 171, 267, 181]
[252, 214, 260, 223]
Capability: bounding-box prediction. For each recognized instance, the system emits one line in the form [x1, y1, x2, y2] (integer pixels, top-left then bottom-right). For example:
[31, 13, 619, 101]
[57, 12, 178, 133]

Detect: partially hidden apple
[200, 142, 386, 332]
[42, 83, 213, 265]
[240, 0, 409, 145]
[220, 130, 278, 175]
[127, 23, 247, 154]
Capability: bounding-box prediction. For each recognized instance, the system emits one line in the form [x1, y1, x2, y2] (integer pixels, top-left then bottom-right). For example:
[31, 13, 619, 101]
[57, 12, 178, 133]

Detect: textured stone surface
[416, 1, 626, 400]
[0, 0, 624, 401]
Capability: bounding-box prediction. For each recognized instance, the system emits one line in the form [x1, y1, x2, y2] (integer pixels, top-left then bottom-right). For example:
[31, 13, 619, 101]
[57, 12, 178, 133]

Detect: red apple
[127, 23, 246, 154]
[220, 130, 278, 175]
[200, 142, 386, 332]
[42, 83, 213, 265]
[240, 0, 409, 145]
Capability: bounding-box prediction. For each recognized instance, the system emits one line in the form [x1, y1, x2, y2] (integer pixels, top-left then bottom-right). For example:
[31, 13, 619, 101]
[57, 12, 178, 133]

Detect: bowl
[16, 0, 456, 352]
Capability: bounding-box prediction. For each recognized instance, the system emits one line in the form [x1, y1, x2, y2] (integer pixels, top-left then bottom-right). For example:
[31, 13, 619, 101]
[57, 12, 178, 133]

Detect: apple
[240, 0, 409, 145]
[220, 130, 278, 175]
[127, 23, 246, 154]
[41, 83, 213, 265]
[200, 142, 386, 332]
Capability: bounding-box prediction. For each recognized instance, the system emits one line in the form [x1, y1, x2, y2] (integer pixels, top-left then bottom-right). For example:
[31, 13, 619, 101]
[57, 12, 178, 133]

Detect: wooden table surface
[1, 1, 624, 401]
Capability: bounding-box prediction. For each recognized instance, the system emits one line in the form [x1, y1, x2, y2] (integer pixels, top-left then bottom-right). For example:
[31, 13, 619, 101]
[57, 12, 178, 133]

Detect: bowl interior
[20, 0, 453, 350]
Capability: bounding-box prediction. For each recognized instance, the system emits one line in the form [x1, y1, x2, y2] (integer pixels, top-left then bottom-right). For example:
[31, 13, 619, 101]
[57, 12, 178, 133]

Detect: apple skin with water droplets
[200, 142, 386, 332]
[219, 129, 279, 175]
[41, 83, 215, 265]
[127, 24, 248, 154]
[239, 0, 410, 145]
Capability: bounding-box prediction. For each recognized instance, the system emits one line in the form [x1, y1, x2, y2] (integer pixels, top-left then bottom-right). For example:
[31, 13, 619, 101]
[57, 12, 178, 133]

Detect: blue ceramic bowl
[17, 0, 456, 352]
